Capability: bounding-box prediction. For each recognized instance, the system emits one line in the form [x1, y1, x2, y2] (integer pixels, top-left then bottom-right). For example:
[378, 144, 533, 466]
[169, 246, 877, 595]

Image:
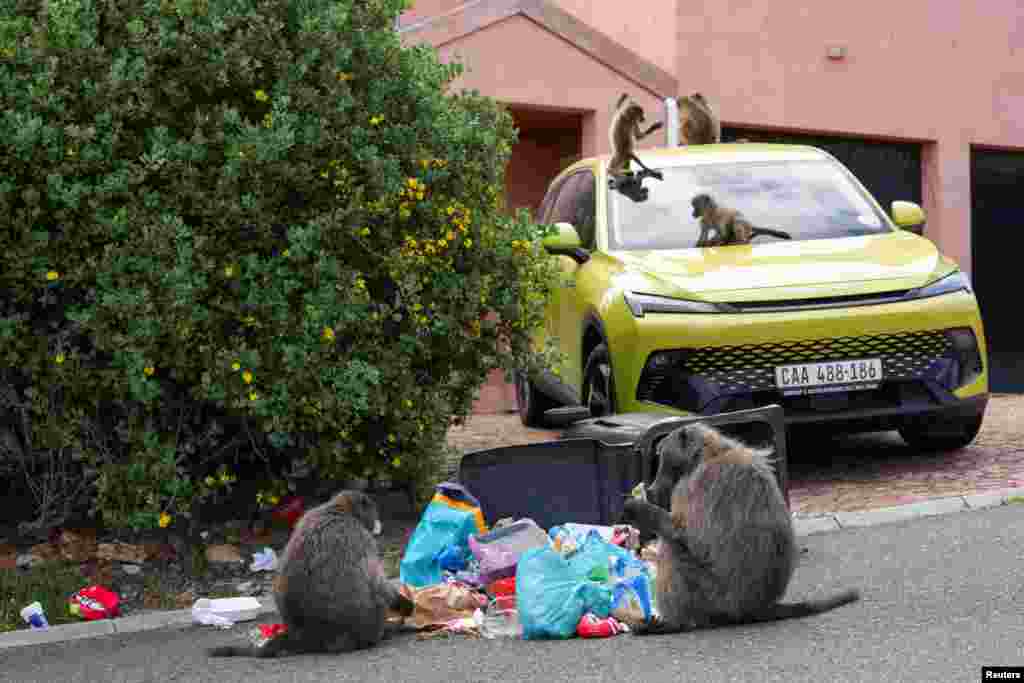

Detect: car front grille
[683, 330, 951, 392]
[637, 329, 974, 411]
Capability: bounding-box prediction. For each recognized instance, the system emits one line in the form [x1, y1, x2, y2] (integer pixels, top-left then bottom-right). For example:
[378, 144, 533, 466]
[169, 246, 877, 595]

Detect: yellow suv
[517, 144, 988, 452]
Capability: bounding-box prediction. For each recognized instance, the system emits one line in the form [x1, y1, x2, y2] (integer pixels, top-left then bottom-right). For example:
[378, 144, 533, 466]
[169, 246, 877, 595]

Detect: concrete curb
[792, 486, 1024, 536]
[2, 487, 1022, 651]
[0, 595, 276, 651]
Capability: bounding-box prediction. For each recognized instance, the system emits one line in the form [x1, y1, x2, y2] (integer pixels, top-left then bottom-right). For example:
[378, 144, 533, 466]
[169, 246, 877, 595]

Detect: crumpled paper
[192, 607, 235, 629]
[250, 547, 278, 572]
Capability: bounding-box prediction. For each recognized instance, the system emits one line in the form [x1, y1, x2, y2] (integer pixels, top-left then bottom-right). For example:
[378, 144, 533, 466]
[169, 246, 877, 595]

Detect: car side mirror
[891, 201, 925, 236]
[542, 222, 590, 264]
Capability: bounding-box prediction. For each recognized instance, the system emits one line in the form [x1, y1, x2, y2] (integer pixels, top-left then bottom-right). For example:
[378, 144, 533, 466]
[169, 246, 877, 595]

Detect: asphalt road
[2, 504, 1022, 683]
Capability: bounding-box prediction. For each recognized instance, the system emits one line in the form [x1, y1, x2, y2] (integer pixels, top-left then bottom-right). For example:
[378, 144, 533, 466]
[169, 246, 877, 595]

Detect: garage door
[721, 127, 923, 223]
[971, 148, 1024, 392]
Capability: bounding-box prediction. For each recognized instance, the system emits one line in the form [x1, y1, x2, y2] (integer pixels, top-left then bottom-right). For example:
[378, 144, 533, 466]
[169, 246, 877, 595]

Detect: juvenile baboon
[207, 490, 414, 658]
[620, 423, 859, 635]
[608, 92, 664, 179]
[677, 92, 721, 145]
[691, 193, 792, 247]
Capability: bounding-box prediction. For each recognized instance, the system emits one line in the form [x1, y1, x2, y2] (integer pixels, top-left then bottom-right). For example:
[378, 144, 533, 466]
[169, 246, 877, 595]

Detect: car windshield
[607, 159, 892, 251]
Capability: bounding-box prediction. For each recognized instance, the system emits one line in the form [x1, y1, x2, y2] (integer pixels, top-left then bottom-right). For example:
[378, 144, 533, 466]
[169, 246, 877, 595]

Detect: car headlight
[623, 291, 724, 317]
[905, 271, 972, 300]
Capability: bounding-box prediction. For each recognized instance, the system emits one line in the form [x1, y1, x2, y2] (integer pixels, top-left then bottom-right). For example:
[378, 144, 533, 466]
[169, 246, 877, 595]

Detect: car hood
[609, 232, 957, 303]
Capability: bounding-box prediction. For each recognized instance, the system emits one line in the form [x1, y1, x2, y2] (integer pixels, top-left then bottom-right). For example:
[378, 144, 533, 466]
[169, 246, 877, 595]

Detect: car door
[545, 170, 597, 394]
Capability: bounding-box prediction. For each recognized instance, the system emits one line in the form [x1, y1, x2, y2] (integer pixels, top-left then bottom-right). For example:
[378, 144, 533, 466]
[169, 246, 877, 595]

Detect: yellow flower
[224, 265, 235, 277]
[464, 238, 472, 248]
[256, 492, 265, 504]
[446, 206, 455, 216]
[446, 231, 455, 241]
[282, 249, 290, 257]
[158, 513, 171, 528]
[369, 115, 384, 126]
[231, 361, 241, 371]
[249, 390, 259, 401]
[407, 178, 418, 189]
[388, 434, 396, 443]
[354, 277, 366, 290]
[438, 239, 447, 248]
[46, 270, 59, 281]
[204, 476, 215, 487]
[391, 457, 402, 468]
[219, 472, 231, 484]
[269, 495, 280, 505]
[403, 399, 413, 408]
[254, 89, 269, 102]
[144, 366, 155, 376]
[322, 326, 335, 342]
[359, 227, 371, 237]
[242, 370, 253, 384]
[336, 71, 353, 82]
[55, 352, 65, 365]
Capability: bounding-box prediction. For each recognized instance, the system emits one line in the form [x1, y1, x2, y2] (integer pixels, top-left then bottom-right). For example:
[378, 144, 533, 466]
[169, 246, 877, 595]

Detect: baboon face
[333, 490, 383, 536]
[692, 193, 713, 218]
[625, 103, 645, 123]
[647, 425, 705, 509]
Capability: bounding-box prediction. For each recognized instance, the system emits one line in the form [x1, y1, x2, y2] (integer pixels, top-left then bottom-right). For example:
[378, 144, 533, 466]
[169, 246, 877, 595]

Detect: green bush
[0, 0, 561, 530]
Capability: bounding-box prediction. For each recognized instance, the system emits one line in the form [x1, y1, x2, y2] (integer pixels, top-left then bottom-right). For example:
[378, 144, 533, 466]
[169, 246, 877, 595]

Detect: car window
[606, 159, 891, 251]
[536, 180, 563, 222]
[548, 172, 597, 250]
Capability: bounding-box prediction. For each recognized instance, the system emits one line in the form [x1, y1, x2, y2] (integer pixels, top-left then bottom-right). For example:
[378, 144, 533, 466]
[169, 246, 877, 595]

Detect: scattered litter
[69, 585, 121, 621]
[517, 545, 613, 640]
[435, 544, 470, 573]
[480, 599, 520, 638]
[250, 622, 287, 645]
[576, 613, 629, 638]
[549, 523, 615, 556]
[20, 601, 49, 630]
[120, 563, 142, 576]
[404, 581, 488, 630]
[417, 608, 486, 640]
[400, 482, 487, 588]
[611, 525, 640, 551]
[469, 518, 549, 585]
[192, 596, 263, 627]
[249, 547, 278, 572]
[271, 497, 306, 529]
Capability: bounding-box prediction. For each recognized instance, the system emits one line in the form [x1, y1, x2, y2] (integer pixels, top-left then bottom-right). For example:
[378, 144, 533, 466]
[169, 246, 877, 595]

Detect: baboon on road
[621, 423, 859, 635]
[208, 490, 414, 658]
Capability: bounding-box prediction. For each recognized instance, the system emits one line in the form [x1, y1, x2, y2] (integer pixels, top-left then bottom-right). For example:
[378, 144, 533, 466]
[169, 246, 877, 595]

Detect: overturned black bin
[458, 405, 788, 531]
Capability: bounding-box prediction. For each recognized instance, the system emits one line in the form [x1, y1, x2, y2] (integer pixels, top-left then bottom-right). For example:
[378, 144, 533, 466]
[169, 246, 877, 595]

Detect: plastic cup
[20, 601, 49, 630]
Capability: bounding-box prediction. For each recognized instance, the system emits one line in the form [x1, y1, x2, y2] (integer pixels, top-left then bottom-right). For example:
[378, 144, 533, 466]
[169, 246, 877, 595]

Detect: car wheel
[582, 343, 617, 418]
[515, 371, 558, 428]
[898, 414, 984, 452]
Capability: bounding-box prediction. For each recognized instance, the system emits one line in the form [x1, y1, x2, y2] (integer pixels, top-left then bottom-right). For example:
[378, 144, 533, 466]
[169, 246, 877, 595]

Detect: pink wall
[670, 0, 1024, 274]
[435, 16, 668, 158]
[552, 0, 677, 76]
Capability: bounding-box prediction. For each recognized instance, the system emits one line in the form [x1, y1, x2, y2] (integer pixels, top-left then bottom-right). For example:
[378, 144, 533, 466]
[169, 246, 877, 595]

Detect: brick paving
[445, 394, 1024, 515]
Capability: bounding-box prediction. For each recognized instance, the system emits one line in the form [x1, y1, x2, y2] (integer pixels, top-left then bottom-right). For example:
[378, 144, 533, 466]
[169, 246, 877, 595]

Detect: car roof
[561, 143, 833, 179]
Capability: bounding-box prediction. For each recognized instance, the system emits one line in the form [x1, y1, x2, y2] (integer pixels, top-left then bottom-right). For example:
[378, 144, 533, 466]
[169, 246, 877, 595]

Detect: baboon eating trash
[207, 490, 414, 658]
[621, 423, 860, 635]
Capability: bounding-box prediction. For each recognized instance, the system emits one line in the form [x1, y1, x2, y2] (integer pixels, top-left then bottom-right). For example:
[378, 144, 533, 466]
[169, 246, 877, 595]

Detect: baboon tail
[748, 589, 861, 624]
[751, 227, 792, 240]
[207, 632, 291, 658]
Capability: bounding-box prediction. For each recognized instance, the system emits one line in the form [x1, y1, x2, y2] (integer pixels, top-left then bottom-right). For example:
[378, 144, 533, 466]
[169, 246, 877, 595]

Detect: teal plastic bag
[399, 482, 487, 588]
[516, 545, 613, 640]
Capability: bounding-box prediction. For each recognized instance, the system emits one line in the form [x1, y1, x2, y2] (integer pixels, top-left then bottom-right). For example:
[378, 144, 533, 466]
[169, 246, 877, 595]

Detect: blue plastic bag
[400, 482, 488, 588]
[516, 545, 613, 640]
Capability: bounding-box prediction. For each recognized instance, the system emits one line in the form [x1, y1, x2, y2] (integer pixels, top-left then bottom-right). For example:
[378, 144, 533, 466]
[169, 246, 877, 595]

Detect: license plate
[775, 358, 883, 396]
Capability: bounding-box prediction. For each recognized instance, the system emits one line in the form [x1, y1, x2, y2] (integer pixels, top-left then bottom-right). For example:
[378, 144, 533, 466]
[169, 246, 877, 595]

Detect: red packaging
[576, 613, 628, 638]
[69, 585, 121, 621]
[258, 623, 288, 639]
[488, 577, 516, 597]
[495, 595, 516, 611]
[272, 497, 305, 528]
